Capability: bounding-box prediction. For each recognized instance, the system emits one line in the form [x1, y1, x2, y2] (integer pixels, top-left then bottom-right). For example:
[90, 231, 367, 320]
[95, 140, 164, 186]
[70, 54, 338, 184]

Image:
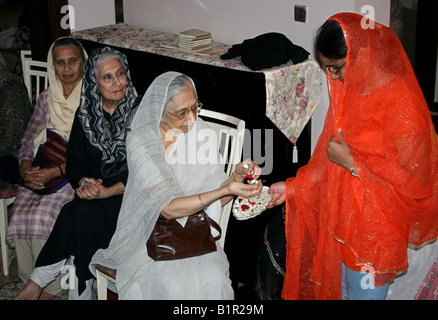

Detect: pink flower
[295, 80, 305, 98]
[299, 96, 308, 109]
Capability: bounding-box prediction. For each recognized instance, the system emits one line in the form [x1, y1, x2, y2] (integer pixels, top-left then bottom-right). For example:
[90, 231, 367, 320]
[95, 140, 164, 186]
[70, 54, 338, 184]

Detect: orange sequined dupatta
[282, 12, 438, 300]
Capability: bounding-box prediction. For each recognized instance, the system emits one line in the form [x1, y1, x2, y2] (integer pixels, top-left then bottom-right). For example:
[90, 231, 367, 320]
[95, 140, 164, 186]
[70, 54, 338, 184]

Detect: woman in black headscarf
[15, 46, 141, 300]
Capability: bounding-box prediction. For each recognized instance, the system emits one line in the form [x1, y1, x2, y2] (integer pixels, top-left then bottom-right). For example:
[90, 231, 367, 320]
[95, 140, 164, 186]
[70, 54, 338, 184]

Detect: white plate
[232, 186, 271, 220]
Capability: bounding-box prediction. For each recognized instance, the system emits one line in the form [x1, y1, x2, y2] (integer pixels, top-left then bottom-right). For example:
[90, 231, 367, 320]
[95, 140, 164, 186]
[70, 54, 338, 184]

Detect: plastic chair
[95, 109, 245, 299]
[0, 196, 15, 276]
[20, 50, 32, 66]
[198, 109, 245, 247]
[21, 50, 48, 103]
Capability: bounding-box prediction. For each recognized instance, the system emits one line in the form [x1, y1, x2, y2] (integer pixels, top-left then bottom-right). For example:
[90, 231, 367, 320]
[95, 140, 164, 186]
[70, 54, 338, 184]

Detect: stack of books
[178, 29, 212, 53]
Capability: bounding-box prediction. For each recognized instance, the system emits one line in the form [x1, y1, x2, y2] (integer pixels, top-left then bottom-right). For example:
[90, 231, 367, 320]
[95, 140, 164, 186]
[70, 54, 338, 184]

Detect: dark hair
[314, 19, 348, 60]
[52, 37, 87, 64]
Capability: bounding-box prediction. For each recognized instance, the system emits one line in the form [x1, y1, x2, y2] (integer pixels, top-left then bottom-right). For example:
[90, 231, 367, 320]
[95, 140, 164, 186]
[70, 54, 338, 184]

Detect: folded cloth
[220, 32, 310, 71]
[0, 27, 17, 49]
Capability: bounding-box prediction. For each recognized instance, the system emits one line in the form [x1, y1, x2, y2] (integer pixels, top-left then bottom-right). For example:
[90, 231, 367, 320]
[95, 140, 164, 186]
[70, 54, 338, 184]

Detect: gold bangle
[198, 193, 207, 209]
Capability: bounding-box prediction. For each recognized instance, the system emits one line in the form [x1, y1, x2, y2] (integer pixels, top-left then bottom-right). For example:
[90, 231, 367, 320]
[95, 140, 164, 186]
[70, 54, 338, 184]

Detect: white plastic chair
[21, 50, 48, 103]
[20, 50, 32, 68]
[0, 196, 15, 276]
[95, 109, 245, 299]
[198, 109, 246, 246]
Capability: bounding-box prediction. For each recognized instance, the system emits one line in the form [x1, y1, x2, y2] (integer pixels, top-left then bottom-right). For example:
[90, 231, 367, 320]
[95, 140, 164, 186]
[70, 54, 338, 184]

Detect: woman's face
[96, 57, 127, 105]
[163, 86, 198, 133]
[53, 45, 84, 86]
[319, 55, 347, 83]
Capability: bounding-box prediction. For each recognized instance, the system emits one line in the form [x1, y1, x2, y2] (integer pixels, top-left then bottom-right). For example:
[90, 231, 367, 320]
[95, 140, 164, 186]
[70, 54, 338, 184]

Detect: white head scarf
[33, 37, 87, 151]
[91, 71, 227, 269]
[49, 38, 88, 138]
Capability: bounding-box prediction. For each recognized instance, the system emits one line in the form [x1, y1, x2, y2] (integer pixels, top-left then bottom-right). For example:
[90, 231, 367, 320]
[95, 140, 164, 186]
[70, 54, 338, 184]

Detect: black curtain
[25, 0, 70, 61]
[415, 0, 438, 110]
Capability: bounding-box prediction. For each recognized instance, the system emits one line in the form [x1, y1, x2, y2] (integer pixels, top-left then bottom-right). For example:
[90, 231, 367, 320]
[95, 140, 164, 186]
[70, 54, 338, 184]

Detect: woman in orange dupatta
[268, 12, 438, 300]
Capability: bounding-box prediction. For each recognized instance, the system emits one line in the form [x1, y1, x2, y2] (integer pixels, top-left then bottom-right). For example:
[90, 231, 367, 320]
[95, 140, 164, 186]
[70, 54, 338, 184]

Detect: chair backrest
[21, 50, 48, 104]
[20, 50, 32, 65]
[199, 109, 245, 248]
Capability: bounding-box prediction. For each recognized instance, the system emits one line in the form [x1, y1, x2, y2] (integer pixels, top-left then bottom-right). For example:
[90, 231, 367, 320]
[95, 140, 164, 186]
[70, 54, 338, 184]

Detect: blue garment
[342, 263, 389, 300]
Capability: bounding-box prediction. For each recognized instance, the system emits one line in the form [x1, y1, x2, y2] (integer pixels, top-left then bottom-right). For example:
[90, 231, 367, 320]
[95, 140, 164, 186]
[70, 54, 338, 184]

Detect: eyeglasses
[168, 101, 203, 120]
[326, 62, 346, 75]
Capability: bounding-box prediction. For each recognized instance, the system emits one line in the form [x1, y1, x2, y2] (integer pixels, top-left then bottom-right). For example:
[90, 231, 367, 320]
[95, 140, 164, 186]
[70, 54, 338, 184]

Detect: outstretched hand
[267, 181, 287, 208]
[228, 180, 263, 198]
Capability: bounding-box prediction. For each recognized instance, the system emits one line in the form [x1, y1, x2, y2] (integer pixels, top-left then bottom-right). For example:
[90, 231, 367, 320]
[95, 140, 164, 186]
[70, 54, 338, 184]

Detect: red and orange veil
[282, 12, 438, 300]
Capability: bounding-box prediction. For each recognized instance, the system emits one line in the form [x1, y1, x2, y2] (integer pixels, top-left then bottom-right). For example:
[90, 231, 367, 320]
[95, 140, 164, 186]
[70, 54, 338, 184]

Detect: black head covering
[78, 47, 141, 178]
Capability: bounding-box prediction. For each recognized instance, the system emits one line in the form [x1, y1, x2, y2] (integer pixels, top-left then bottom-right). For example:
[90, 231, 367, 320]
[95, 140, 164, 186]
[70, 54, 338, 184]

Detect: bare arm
[161, 180, 263, 220]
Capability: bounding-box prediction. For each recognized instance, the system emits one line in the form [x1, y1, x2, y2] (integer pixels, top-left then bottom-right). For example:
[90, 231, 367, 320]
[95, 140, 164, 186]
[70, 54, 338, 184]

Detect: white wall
[124, 0, 389, 57]
[68, 0, 115, 32]
[125, 0, 345, 59]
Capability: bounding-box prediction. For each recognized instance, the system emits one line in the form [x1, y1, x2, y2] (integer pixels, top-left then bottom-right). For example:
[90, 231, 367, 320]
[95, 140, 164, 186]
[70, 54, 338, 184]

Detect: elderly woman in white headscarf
[7, 37, 87, 298]
[91, 71, 263, 299]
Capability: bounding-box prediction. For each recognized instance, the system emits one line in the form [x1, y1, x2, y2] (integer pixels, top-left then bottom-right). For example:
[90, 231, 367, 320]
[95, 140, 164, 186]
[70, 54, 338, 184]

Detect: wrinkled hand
[21, 165, 44, 190]
[267, 181, 287, 208]
[234, 159, 262, 181]
[76, 178, 104, 200]
[21, 166, 58, 191]
[227, 180, 263, 198]
[326, 130, 354, 170]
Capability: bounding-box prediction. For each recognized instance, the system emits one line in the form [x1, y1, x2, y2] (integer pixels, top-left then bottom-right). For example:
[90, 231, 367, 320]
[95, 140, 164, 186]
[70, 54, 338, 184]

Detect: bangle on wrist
[198, 193, 207, 209]
[349, 166, 358, 177]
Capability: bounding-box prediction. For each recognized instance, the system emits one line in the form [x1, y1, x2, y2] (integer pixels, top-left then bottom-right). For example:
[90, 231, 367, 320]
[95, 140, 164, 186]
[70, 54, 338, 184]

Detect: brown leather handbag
[146, 210, 221, 261]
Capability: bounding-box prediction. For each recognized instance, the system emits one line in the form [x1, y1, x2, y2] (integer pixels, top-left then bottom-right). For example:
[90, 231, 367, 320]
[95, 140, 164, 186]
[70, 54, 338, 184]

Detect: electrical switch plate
[294, 4, 307, 23]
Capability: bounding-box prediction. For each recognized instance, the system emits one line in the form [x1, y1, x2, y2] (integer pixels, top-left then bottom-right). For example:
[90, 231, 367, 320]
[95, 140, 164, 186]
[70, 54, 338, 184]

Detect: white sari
[91, 71, 233, 299]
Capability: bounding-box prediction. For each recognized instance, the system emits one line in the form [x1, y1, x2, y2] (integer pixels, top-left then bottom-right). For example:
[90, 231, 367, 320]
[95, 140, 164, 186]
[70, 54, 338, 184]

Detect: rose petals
[232, 187, 272, 220]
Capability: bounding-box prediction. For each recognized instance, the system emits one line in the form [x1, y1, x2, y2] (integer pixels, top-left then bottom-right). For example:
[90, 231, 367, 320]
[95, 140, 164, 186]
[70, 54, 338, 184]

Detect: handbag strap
[206, 214, 222, 241]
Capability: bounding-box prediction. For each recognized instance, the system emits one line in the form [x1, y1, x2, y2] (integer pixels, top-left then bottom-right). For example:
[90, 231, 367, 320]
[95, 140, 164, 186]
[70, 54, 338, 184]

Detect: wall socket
[294, 4, 307, 23]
